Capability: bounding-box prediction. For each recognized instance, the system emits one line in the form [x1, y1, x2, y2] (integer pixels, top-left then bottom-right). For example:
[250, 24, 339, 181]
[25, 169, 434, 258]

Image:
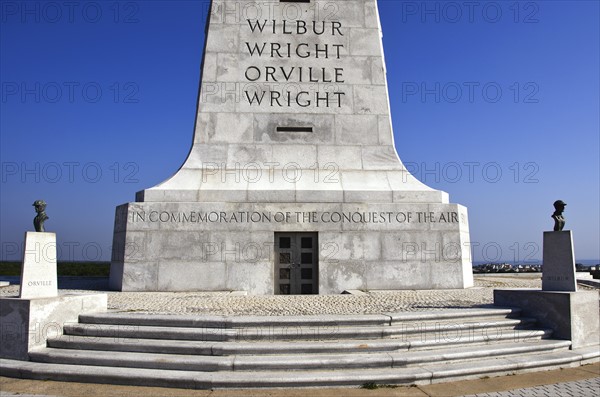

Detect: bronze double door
[275, 232, 318, 295]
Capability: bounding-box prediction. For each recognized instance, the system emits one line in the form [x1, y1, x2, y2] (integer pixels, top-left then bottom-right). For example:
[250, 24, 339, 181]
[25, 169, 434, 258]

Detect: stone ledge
[0, 293, 107, 360]
[493, 289, 600, 349]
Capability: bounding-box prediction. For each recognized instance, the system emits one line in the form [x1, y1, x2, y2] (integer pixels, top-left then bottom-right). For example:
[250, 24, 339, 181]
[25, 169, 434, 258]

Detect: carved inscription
[243, 18, 346, 108]
[130, 211, 460, 224]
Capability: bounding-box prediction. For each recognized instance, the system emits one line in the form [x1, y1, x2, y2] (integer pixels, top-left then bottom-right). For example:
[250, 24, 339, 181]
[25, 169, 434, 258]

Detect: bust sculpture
[33, 200, 49, 232]
[552, 200, 566, 231]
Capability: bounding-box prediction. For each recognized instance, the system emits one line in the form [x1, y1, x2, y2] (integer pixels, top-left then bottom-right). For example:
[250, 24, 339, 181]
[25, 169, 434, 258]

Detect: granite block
[494, 289, 600, 349]
[0, 294, 107, 360]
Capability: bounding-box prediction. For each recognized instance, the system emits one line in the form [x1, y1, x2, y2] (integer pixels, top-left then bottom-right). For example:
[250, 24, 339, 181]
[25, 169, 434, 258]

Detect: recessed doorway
[274, 232, 318, 295]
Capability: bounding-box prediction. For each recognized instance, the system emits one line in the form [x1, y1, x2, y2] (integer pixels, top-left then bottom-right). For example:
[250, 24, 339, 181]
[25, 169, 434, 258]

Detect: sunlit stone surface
[110, 0, 473, 294]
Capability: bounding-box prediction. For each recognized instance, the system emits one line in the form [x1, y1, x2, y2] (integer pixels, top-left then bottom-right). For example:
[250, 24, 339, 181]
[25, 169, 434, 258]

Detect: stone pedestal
[110, 201, 473, 293]
[0, 294, 107, 360]
[494, 289, 599, 349]
[19, 232, 58, 299]
[542, 231, 577, 292]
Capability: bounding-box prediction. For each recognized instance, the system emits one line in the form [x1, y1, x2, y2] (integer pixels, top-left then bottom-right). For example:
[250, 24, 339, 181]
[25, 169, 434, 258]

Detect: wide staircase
[2, 307, 598, 389]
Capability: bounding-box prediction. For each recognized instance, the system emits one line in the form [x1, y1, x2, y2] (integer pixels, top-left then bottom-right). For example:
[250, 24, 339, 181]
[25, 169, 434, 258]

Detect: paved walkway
[464, 377, 600, 396]
[0, 364, 599, 396]
[0, 275, 565, 316]
[3, 275, 597, 316]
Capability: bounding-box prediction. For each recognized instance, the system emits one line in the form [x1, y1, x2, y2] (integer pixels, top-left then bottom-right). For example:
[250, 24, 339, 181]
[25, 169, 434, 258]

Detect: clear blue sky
[1, 0, 598, 263]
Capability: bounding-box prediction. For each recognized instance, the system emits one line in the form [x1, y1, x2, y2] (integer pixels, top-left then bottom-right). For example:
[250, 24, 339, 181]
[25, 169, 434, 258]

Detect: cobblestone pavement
[463, 376, 600, 397]
[1, 275, 598, 316]
[0, 276, 550, 315]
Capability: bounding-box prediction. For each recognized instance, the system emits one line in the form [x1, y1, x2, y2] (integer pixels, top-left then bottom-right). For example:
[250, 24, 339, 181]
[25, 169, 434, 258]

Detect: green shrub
[0, 261, 110, 276]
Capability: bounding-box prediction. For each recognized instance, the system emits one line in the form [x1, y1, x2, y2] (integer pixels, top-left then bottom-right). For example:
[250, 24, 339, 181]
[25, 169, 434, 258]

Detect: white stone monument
[19, 232, 58, 299]
[542, 231, 577, 292]
[110, 0, 473, 294]
[1, 230, 107, 361]
[495, 201, 598, 349]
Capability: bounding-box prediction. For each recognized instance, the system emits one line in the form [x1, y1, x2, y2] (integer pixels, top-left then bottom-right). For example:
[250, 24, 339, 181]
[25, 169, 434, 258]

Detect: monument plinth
[495, 201, 599, 349]
[542, 200, 577, 292]
[19, 231, 58, 299]
[110, 0, 473, 294]
[542, 231, 577, 292]
[1, 204, 108, 361]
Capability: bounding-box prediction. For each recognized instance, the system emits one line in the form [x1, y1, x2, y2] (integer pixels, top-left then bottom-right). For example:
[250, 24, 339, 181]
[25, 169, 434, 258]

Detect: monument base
[19, 232, 58, 299]
[0, 294, 107, 360]
[494, 289, 599, 349]
[110, 201, 473, 294]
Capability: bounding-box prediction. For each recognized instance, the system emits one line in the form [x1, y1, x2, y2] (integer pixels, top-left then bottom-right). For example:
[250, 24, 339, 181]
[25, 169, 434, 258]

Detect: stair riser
[6, 366, 208, 389]
[77, 310, 522, 329]
[410, 329, 553, 350]
[29, 343, 571, 373]
[47, 338, 215, 355]
[63, 326, 381, 342]
[401, 323, 539, 347]
[62, 320, 535, 343]
[30, 353, 390, 372]
[47, 329, 552, 356]
[75, 314, 522, 331]
[11, 358, 587, 389]
[77, 317, 390, 329]
[234, 345, 572, 371]
[29, 352, 232, 372]
[395, 346, 572, 368]
[78, 314, 390, 329]
[428, 357, 584, 384]
[3, 356, 595, 390]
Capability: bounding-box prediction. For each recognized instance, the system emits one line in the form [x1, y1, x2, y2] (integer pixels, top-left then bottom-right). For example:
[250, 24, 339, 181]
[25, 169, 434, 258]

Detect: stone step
[6, 305, 598, 390]
[577, 279, 600, 289]
[63, 317, 537, 342]
[47, 328, 554, 356]
[77, 307, 522, 329]
[4, 346, 597, 389]
[28, 340, 571, 372]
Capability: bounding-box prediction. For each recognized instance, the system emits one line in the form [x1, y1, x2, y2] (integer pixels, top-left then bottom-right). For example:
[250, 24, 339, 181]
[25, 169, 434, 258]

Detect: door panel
[275, 232, 318, 295]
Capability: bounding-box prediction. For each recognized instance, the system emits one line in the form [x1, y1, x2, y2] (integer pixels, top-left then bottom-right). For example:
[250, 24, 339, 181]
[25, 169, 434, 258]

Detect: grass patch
[0, 261, 110, 276]
[360, 382, 399, 389]
[361, 383, 378, 390]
